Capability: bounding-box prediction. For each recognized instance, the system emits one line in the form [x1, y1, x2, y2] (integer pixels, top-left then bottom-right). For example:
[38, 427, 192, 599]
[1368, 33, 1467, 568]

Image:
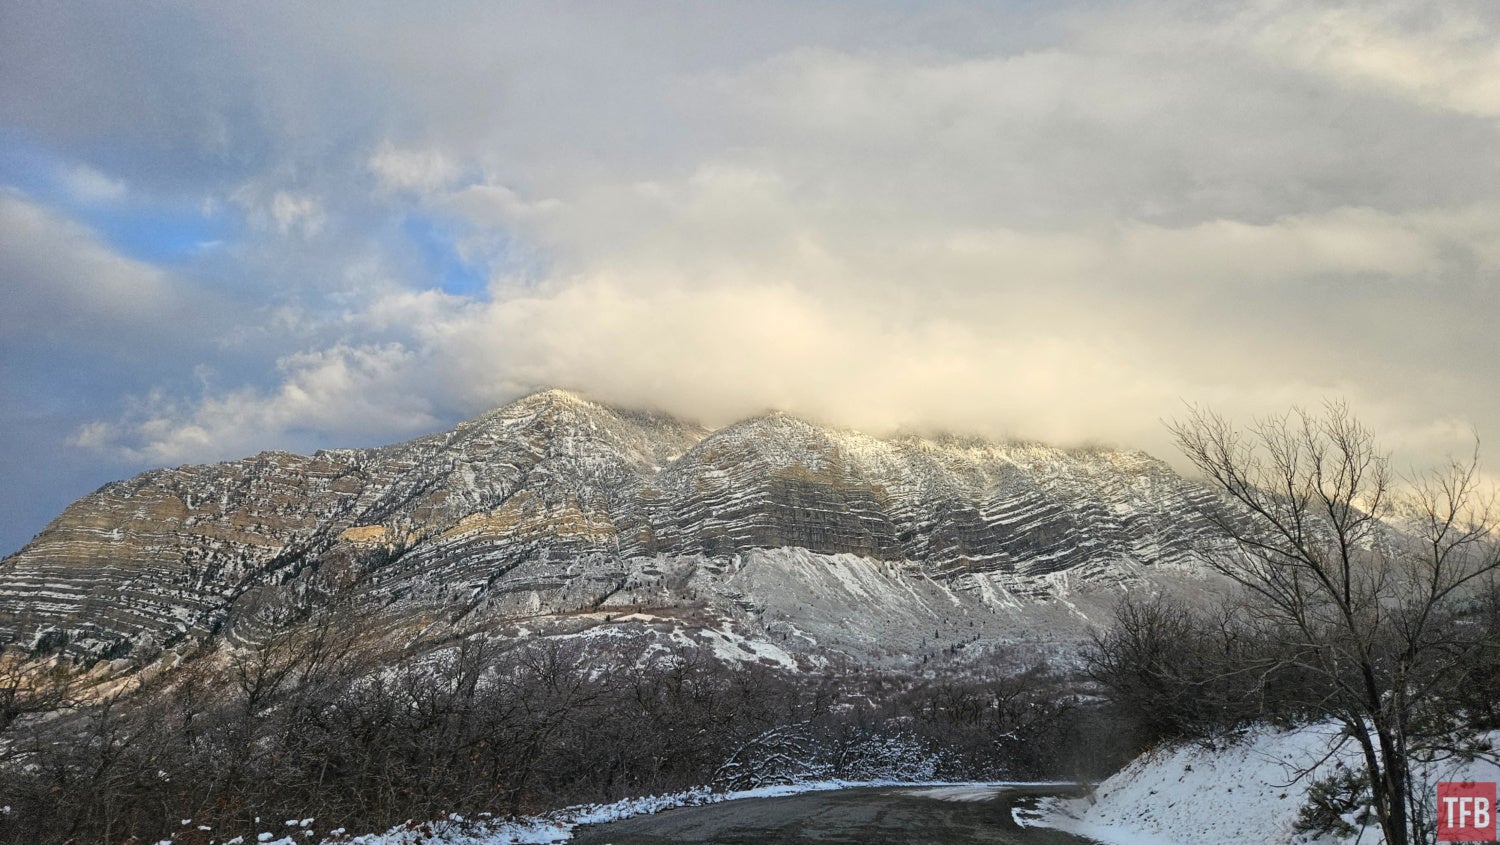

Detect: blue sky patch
[401, 213, 493, 300]
[0, 134, 234, 264]
[80, 204, 231, 264]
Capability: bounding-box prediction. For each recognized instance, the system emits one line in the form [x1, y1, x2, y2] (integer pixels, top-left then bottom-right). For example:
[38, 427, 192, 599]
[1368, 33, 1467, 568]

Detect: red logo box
[1439, 781, 1497, 842]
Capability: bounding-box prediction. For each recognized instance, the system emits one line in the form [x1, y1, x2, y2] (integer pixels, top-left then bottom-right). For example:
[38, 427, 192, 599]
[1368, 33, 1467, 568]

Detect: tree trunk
[1377, 727, 1409, 845]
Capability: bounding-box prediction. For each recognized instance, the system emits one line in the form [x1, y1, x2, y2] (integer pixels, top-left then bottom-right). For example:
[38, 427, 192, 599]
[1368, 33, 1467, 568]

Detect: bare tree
[0, 650, 74, 737]
[1087, 593, 1287, 742]
[1170, 403, 1500, 845]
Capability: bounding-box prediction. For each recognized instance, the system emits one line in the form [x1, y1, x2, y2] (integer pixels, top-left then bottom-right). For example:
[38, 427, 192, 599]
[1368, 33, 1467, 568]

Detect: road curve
[569, 783, 1104, 844]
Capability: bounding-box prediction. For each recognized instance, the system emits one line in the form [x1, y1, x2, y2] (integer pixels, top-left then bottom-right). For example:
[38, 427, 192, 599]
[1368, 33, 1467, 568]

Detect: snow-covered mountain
[0, 389, 1225, 667]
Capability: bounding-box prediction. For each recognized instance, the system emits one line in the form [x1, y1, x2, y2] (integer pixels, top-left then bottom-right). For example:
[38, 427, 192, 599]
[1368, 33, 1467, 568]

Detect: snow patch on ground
[1039, 724, 1350, 845]
[901, 784, 1011, 802]
[1039, 724, 1500, 845]
[696, 623, 799, 669]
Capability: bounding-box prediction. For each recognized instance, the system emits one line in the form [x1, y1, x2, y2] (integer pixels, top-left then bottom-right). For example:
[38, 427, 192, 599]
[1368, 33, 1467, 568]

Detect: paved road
[570, 784, 1104, 844]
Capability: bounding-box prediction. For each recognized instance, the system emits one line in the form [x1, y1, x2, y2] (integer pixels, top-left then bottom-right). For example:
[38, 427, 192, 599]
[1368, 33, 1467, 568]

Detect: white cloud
[59, 163, 126, 204]
[228, 183, 327, 238]
[1256, 2, 1500, 119]
[369, 144, 462, 194]
[84, 186, 1500, 469]
[441, 183, 562, 228]
[75, 344, 440, 464]
[270, 191, 325, 237]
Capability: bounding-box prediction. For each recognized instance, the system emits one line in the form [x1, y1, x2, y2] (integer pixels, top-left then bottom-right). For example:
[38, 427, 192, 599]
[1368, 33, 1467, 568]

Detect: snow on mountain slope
[0, 389, 1223, 664]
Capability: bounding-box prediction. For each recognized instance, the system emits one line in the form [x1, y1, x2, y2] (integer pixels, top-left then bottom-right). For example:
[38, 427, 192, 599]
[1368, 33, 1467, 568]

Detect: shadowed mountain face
[0, 390, 1223, 664]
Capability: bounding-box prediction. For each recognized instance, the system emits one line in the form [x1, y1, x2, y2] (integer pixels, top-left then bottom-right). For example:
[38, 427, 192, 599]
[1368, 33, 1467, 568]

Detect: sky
[2, 0, 1499, 555]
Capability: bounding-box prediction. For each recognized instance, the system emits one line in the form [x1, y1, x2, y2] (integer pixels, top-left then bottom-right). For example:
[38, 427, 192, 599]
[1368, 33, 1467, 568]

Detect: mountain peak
[509, 387, 596, 409]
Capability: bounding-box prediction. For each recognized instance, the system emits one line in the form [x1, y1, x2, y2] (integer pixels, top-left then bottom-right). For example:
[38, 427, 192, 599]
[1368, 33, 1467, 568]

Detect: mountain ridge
[0, 389, 1223, 665]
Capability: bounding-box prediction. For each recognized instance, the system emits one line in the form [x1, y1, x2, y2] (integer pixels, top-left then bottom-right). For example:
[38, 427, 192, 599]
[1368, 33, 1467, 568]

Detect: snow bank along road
[569, 783, 1103, 844]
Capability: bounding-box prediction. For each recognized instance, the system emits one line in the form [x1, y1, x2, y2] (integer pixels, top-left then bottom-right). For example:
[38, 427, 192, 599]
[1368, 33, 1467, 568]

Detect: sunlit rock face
[0, 389, 1222, 664]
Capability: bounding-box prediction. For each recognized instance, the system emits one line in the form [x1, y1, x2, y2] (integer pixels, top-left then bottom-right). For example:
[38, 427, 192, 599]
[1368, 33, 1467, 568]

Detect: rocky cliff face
[0, 390, 1223, 664]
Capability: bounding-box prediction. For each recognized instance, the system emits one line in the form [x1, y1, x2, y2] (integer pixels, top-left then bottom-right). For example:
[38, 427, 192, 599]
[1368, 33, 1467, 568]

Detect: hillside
[1040, 724, 1500, 845]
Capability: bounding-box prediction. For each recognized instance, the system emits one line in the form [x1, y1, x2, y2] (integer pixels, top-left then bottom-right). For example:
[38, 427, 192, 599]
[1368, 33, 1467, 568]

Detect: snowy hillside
[1040, 724, 1500, 845]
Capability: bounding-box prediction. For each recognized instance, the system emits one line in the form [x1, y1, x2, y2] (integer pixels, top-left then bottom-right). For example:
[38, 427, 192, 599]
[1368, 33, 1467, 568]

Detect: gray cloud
[0, 192, 256, 363]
